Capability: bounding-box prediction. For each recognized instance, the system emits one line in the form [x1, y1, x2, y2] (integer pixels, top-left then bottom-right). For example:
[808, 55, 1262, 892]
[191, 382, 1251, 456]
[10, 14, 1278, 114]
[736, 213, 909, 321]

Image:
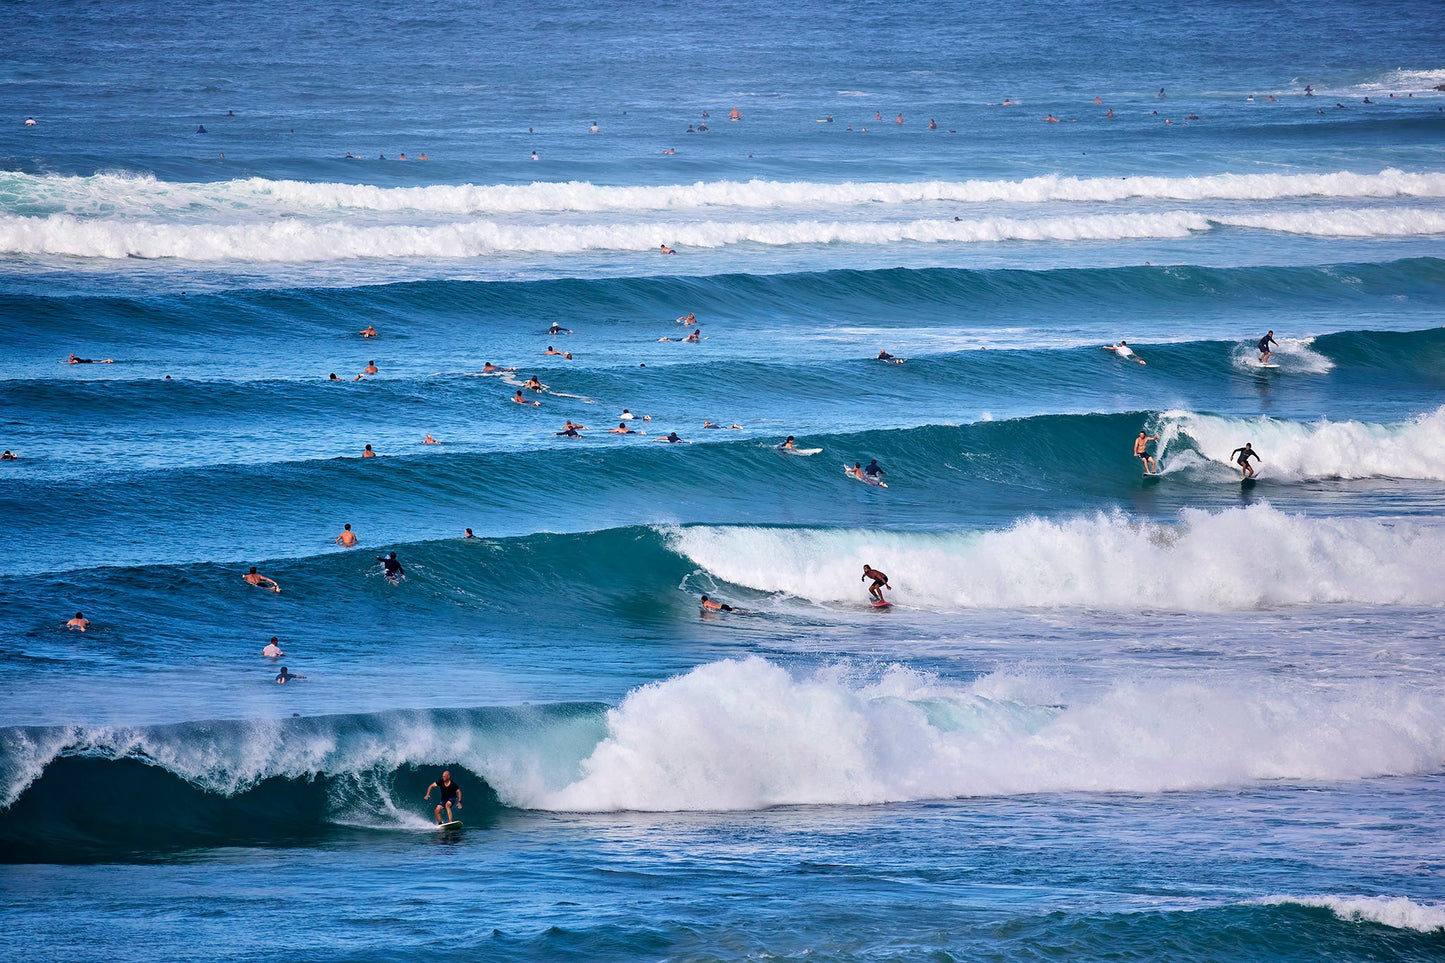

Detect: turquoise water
[3, 0, 1444, 958]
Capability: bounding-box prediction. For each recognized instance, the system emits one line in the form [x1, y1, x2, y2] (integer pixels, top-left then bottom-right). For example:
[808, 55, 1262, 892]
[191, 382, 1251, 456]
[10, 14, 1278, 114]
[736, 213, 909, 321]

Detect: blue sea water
[3, 0, 1445, 958]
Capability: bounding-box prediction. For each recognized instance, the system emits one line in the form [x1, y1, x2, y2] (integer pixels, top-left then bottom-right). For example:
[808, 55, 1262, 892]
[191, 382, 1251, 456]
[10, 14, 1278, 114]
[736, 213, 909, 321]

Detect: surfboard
[1142, 472, 1162, 484]
[781, 447, 823, 456]
[871, 600, 892, 609]
[844, 464, 887, 487]
[437, 820, 463, 831]
[1241, 477, 1258, 488]
[1257, 363, 1279, 369]
[385, 571, 403, 585]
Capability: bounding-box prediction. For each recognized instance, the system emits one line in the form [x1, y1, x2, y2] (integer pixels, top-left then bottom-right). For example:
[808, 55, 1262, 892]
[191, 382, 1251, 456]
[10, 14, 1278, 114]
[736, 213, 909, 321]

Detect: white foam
[527, 657, 1445, 811]
[1219, 207, 1445, 237]
[666, 504, 1445, 611]
[6, 169, 1445, 216]
[1229, 335, 1334, 373]
[1158, 406, 1445, 481]
[1259, 895, 1445, 932]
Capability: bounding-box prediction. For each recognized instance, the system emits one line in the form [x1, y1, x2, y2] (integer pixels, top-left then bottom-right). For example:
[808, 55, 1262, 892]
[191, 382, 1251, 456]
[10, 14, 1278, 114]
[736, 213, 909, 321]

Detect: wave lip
[666, 504, 1445, 611]
[1259, 896, 1445, 933]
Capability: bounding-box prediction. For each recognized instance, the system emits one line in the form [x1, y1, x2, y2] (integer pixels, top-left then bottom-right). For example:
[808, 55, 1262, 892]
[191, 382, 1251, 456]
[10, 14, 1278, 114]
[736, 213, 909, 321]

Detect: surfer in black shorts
[424, 771, 462, 824]
[68, 353, 113, 364]
[861, 564, 891, 603]
[700, 594, 734, 612]
[1134, 431, 1159, 474]
[377, 551, 404, 583]
[1230, 443, 1260, 478]
[1257, 330, 1278, 364]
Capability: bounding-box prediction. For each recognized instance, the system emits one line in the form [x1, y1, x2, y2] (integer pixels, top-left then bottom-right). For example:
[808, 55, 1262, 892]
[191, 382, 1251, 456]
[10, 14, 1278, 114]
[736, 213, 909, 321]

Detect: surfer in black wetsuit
[861, 564, 891, 603]
[863, 459, 884, 479]
[1257, 330, 1278, 364]
[424, 771, 462, 824]
[377, 551, 404, 582]
[1230, 443, 1260, 478]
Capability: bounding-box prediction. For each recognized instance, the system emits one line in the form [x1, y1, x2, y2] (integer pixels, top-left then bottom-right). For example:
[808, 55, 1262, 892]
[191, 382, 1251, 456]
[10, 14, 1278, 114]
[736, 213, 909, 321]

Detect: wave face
[6, 656, 1443, 859]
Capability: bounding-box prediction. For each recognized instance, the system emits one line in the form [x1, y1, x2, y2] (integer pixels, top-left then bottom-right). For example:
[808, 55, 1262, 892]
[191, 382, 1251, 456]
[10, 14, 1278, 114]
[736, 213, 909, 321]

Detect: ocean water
[3, 0, 1444, 959]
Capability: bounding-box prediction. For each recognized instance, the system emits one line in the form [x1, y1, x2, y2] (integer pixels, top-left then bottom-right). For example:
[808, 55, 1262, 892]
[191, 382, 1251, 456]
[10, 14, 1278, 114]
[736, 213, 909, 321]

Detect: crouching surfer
[861, 564, 891, 604]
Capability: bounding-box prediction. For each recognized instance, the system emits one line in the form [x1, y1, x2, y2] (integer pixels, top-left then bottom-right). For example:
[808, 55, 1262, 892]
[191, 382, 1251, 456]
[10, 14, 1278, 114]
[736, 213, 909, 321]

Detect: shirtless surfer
[1103, 340, 1146, 365]
[1134, 431, 1159, 474]
[68, 354, 113, 364]
[335, 523, 358, 547]
[779, 436, 796, 450]
[64, 612, 91, 632]
[243, 567, 282, 593]
[861, 565, 891, 604]
[700, 594, 735, 612]
[512, 389, 540, 406]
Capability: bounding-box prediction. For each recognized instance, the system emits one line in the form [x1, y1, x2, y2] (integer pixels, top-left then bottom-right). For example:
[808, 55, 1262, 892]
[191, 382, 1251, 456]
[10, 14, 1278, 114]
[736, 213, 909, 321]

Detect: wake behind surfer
[1230, 443, 1261, 478]
[861, 564, 891, 604]
[424, 770, 462, 824]
[1134, 431, 1159, 474]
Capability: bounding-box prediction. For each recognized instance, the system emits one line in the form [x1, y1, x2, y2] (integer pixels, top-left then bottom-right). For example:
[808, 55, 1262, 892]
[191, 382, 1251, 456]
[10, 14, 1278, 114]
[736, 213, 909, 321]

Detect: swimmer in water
[363, 361, 378, 375]
[1103, 340, 1147, 365]
[1, 450, 16, 460]
[676, 313, 697, 325]
[362, 444, 376, 458]
[512, 389, 540, 406]
[262, 637, 284, 658]
[335, 523, 358, 547]
[423, 434, 439, 444]
[544, 346, 565, 356]
[65, 612, 91, 632]
[243, 567, 282, 593]
[360, 325, 377, 338]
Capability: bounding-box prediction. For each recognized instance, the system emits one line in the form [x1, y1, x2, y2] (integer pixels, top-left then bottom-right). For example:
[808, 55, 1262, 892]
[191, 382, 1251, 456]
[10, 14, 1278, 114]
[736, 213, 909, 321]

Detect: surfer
[609, 422, 637, 434]
[876, 349, 897, 362]
[482, 362, 509, 373]
[464, 529, 476, 538]
[863, 459, 884, 480]
[700, 594, 735, 612]
[1230, 443, 1260, 478]
[780, 436, 796, 450]
[847, 462, 865, 480]
[377, 551, 404, 583]
[1257, 330, 1278, 364]
[68, 353, 113, 364]
[424, 771, 462, 825]
[1103, 340, 1146, 365]
[523, 376, 544, 391]
[243, 567, 282, 593]
[1, 450, 16, 460]
[512, 390, 540, 406]
[362, 444, 376, 458]
[262, 637, 284, 658]
[620, 409, 635, 420]
[657, 431, 687, 443]
[660, 243, 676, 255]
[275, 666, 305, 684]
[360, 325, 377, 338]
[861, 565, 891, 604]
[335, 523, 358, 547]
[363, 361, 378, 375]
[547, 322, 572, 335]
[544, 346, 565, 356]
[64, 612, 90, 632]
[1134, 431, 1160, 474]
[555, 425, 582, 437]
[676, 313, 697, 325]
[423, 434, 439, 445]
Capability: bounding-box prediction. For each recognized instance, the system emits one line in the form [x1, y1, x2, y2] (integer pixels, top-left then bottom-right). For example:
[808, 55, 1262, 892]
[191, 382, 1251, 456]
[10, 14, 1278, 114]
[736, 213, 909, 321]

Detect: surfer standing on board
[1230, 443, 1260, 478]
[1134, 431, 1159, 474]
[424, 771, 462, 825]
[862, 564, 891, 604]
[1257, 330, 1278, 364]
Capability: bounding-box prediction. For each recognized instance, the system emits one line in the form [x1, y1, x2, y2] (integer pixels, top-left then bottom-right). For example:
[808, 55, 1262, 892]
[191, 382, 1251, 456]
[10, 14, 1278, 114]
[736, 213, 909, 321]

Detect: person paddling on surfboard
[1103, 340, 1146, 365]
[700, 594, 735, 612]
[780, 436, 796, 450]
[1230, 443, 1260, 478]
[1257, 330, 1278, 364]
[1134, 431, 1159, 474]
[863, 459, 884, 480]
[424, 770, 462, 825]
[377, 551, 404, 583]
[862, 564, 891, 604]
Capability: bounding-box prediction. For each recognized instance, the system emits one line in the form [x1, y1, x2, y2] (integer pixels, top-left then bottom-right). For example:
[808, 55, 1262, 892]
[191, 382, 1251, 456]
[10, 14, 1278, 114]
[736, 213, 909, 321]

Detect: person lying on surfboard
[862, 565, 891, 603]
[863, 459, 884, 480]
[779, 436, 796, 449]
[700, 594, 735, 612]
[1103, 340, 1146, 365]
[424, 771, 462, 825]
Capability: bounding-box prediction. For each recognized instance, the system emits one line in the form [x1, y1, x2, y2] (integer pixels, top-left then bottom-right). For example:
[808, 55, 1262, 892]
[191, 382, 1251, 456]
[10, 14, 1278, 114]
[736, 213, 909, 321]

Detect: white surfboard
[781, 447, 823, 456]
[844, 464, 887, 487]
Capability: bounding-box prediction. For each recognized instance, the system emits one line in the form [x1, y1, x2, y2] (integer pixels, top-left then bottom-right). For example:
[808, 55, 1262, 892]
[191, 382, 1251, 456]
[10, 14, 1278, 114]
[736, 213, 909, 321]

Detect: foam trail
[1229, 335, 1334, 373]
[666, 505, 1445, 611]
[531, 657, 1445, 811]
[1259, 896, 1445, 933]
[1158, 406, 1445, 481]
[6, 169, 1445, 217]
